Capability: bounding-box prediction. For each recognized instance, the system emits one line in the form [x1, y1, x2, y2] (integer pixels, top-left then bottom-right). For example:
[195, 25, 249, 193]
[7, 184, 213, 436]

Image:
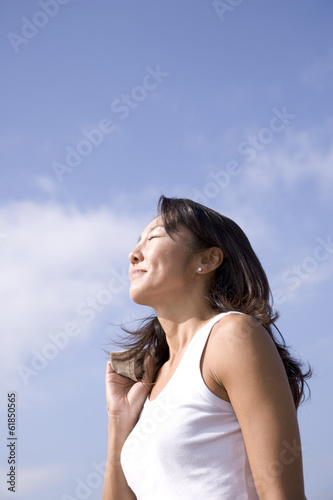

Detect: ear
[197, 247, 223, 273]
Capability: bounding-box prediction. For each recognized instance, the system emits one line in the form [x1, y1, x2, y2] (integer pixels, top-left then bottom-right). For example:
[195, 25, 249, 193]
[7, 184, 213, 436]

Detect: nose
[128, 246, 142, 265]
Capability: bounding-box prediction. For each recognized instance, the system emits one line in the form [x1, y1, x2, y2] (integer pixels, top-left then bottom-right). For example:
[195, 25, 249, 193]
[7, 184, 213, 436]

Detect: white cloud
[236, 122, 333, 199]
[0, 201, 149, 376]
[183, 116, 333, 207]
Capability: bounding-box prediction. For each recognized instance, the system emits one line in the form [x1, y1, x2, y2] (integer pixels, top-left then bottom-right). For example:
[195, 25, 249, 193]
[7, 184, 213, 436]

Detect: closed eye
[148, 236, 159, 240]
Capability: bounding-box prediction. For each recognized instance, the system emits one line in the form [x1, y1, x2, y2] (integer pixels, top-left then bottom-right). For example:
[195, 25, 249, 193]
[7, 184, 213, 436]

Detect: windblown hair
[112, 195, 311, 409]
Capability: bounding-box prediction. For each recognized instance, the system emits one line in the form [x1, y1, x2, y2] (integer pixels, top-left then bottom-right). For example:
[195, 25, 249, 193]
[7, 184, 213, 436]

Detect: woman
[102, 195, 310, 500]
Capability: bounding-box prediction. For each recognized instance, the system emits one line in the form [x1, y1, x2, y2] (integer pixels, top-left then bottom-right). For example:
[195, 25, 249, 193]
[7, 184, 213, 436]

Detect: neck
[154, 302, 218, 364]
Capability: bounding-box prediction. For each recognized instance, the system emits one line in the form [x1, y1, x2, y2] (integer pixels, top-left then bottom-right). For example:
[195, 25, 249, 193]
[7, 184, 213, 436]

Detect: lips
[130, 268, 147, 279]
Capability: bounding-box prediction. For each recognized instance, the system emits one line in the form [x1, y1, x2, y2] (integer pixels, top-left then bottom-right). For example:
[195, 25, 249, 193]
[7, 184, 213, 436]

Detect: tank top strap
[182, 311, 244, 362]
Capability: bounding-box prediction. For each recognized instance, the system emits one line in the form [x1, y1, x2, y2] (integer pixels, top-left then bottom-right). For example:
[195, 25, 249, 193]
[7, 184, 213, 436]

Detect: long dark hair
[111, 195, 311, 409]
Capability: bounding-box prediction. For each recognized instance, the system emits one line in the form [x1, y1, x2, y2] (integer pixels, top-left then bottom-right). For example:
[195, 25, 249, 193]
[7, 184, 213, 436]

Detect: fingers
[106, 359, 115, 376]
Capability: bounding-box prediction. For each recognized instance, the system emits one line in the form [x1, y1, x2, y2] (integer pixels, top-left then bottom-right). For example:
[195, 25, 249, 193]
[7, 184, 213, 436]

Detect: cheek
[147, 239, 190, 277]
[163, 247, 189, 276]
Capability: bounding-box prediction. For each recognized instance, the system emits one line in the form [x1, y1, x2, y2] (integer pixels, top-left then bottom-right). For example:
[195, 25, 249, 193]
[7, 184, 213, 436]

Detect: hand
[105, 354, 155, 430]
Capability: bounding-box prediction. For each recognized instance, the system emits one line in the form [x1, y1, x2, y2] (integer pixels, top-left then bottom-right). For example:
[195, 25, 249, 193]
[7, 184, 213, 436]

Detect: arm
[102, 357, 154, 500]
[209, 314, 306, 500]
[102, 415, 136, 500]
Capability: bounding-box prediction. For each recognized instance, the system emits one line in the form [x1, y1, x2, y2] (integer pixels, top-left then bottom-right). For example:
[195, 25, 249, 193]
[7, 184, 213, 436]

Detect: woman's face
[128, 216, 195, 307]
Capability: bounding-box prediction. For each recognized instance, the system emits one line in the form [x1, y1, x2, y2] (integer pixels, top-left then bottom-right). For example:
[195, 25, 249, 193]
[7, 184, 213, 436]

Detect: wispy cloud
[0, 201, 148, 377]
[253, 125, 333, 193]
[186, 119, 333, 203]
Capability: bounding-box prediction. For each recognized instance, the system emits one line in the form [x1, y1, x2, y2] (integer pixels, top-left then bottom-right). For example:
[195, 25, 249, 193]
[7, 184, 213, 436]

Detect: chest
[149, 336, 230, 403]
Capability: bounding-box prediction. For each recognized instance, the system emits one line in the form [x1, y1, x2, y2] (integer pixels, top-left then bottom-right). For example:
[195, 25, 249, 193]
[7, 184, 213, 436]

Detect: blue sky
[0, 1, 332, 498]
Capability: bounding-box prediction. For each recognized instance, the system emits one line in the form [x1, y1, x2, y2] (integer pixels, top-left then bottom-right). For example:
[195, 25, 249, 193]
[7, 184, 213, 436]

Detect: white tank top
[120, 311, 259, 500]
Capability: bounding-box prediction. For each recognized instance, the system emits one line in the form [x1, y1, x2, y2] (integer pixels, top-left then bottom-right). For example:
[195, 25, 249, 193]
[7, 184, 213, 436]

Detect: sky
[0, 0, 332, 498]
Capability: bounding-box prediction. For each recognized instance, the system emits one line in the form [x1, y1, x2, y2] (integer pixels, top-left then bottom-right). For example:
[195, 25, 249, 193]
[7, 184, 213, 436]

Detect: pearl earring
[197, 267, 202, 272]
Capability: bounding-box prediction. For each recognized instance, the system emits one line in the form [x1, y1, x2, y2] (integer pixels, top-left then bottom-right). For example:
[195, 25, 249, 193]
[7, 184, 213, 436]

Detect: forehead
[146, 215, 162, 229]
[137, 216, 189, 243]
[137, 216, 163, 243]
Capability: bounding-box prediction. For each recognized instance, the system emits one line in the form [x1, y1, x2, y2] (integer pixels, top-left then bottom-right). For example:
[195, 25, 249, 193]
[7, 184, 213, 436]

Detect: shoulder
[210, 312, 275, 350]
[206, 314, 303, 497]
[206, 312, 288, 391]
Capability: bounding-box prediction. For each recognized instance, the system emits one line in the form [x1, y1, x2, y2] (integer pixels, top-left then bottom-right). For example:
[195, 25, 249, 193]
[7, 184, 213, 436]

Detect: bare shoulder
[210, 312, 276, 351]
[206, 314, 304, 497]
[206, 312, 289, 392]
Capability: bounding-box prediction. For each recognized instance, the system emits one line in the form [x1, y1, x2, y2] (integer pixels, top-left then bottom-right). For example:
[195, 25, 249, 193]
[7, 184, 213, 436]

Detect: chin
[129, 288, 151, 306]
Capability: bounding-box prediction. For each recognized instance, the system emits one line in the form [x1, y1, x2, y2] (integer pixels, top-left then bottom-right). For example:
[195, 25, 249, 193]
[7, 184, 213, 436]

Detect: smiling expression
[128, 216, 195, 307]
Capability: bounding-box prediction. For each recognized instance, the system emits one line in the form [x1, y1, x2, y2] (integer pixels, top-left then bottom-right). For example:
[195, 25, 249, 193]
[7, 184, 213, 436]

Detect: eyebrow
[137, 225, 164, 243]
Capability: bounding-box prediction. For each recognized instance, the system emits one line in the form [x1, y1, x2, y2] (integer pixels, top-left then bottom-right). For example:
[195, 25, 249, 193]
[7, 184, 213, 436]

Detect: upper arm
[209, 314, 305, 500]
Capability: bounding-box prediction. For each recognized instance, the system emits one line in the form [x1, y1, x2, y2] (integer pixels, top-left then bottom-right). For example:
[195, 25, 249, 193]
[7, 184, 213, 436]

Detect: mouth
[130, 269, 147, 279]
